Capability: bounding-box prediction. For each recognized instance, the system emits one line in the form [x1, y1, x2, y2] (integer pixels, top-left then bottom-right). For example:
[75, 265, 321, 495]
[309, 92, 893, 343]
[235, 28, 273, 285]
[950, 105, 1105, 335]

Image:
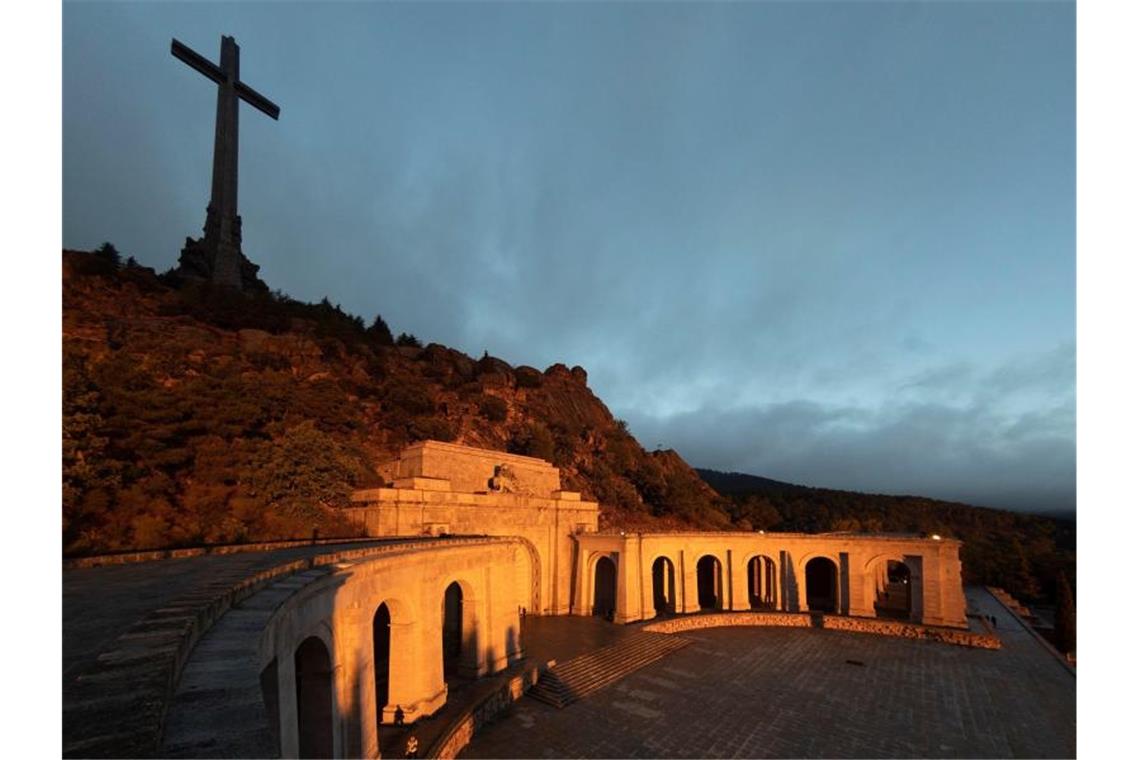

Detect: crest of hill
[62, 249, 729, 558]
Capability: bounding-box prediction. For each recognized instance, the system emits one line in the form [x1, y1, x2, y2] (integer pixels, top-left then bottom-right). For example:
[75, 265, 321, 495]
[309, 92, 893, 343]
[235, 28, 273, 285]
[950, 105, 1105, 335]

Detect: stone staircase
[528, 630, 692, 708]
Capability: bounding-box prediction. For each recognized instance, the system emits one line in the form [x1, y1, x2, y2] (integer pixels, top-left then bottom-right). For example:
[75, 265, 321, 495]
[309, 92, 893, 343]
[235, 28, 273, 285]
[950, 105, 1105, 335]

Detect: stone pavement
[462, 588, 1075, 759]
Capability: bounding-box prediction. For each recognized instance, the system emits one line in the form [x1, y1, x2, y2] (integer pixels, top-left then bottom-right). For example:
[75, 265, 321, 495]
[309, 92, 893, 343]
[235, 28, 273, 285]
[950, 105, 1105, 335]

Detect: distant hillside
[698, 468, 1075, 604]
[62, 248, 730, 557]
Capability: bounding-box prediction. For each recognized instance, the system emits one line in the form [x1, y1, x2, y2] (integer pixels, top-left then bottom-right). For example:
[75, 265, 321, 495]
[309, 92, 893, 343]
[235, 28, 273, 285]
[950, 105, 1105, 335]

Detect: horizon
[63, 1, 1075, 515]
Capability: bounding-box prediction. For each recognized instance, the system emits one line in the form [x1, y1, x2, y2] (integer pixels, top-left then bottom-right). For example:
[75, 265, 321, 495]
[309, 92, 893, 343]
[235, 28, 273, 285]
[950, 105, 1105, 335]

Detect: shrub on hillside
[509, 422, 556, 462]
[478, 395, 509, 422]
[515, 366, 544, 388]
[408, 416, 457, 443]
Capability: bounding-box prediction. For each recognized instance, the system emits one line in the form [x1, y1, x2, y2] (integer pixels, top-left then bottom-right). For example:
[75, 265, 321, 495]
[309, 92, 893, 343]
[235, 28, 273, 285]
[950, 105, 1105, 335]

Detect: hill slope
[62, 250, 729, 556]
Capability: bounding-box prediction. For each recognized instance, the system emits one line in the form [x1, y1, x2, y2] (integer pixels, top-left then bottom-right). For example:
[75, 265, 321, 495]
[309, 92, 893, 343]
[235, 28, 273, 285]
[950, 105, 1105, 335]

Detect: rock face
[62, 250, 729, 554]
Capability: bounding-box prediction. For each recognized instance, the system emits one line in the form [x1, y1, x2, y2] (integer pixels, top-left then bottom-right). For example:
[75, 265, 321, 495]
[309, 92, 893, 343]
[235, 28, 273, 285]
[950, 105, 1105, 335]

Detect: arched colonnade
[257, 538, 535, 759]
[572, 532, 961, 629]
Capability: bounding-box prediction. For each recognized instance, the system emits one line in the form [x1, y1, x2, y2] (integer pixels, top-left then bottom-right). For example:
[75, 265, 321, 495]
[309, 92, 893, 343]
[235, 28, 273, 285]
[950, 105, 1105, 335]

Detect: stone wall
[425, 664, 542, 759]
[642, 611, 1000, 649]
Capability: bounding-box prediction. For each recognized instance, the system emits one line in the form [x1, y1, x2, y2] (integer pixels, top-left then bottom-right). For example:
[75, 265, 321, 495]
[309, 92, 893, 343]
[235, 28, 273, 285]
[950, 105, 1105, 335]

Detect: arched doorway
[294, 636, 333, 759]
[805, 557, 838, 613]
[593, 556, 617, 619]
[696, 555, 722, 610]
[441, 582, 463, 677]
[651, 557, 676, 615]
[373, 603, 391, 721]
[875, 560, 912, 619]
[747, 555, 777, 609]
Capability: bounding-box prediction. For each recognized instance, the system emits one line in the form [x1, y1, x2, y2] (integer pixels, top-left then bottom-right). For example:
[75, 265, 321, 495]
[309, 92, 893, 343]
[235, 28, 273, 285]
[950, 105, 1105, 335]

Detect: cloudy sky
[62, 1, 1074, 515]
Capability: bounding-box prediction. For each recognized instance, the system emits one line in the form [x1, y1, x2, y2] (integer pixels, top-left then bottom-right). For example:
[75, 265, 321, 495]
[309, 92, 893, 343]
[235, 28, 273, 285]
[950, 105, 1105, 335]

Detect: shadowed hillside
[698, 468, 1075, 604]
[62, 248, 730, 556]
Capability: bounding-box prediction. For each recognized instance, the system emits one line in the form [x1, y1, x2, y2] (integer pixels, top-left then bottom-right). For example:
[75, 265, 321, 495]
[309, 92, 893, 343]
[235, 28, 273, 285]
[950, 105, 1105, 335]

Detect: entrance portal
[805, 557, 838, 613]
[593, 556, 617, 619]
[294, 636, 333, 759]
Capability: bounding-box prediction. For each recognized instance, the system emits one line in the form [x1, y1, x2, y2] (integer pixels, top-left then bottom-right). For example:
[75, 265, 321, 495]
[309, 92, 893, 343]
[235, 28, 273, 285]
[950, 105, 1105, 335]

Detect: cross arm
[171, 38, 225, 84]
[236, 81, 281, 120]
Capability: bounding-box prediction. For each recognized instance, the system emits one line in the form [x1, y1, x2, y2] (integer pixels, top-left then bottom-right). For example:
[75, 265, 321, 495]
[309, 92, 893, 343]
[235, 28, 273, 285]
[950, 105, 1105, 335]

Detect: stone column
[276, 651, 299, 759]
[680, 549, 700, 614]
[729, 550, 749, 611]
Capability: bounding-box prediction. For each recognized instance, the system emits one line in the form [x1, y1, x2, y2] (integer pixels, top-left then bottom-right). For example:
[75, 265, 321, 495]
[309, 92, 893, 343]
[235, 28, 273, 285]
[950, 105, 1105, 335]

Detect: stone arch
[592, 554, 618, 619]
[512, 536, 542, 614]
[744, 553, 778, 610]
[804, 556, 839, 613]
[294, 636, 334, 759]
[369, 597, 415, 726]
[696, 554, 723, 610]
[651, 556, 676, 615]
[865, 553, 918, 621]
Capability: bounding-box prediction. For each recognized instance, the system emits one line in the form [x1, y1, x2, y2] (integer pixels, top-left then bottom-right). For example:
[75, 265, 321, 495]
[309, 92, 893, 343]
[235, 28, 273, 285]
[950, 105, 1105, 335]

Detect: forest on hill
[62, 248, 730, 557]
[699, 468, 1075, 604]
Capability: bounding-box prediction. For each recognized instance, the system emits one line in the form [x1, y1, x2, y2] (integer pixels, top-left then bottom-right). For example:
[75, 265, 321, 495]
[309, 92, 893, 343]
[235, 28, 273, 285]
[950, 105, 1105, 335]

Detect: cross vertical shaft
[172, 35, 280, 290]
[205, 36, 242, 288]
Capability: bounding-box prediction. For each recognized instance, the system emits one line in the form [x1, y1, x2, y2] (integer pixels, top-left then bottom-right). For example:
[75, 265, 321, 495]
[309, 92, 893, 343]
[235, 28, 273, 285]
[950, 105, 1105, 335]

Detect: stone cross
[172, 36, 280, 289]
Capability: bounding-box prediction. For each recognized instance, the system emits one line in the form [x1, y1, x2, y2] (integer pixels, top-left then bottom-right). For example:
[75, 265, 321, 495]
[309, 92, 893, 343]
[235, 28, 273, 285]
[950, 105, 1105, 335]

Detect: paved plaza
[463, 593, 1075, 759]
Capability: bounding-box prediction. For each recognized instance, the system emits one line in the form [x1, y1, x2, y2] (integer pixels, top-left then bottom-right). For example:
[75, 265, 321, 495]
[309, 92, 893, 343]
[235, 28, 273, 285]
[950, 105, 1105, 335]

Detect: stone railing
[63, 536, 379, 569]
[425, 662, 542, 759]
[642, 611, 1000, 650]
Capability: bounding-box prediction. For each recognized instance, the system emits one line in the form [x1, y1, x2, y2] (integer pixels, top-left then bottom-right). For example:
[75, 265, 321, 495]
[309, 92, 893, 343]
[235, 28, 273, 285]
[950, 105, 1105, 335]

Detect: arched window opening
[373, 603, 391, 721]
[696, 555, 722, 610]
[651, 557, 676, 616]
[294, 636, 333, 759]
[805, 557, 839, 613]
[747, 556, 777, 610]
[442, 582, 463, 678]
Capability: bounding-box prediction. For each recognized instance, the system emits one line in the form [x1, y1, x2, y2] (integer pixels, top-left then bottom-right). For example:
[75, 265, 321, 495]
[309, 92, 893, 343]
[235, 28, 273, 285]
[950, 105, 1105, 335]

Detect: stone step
[528, 631, 692, 708]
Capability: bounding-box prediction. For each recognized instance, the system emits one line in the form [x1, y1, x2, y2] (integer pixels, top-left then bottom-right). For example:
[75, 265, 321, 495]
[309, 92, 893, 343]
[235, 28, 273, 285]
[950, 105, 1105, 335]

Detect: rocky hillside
[62, 249, 730, 555]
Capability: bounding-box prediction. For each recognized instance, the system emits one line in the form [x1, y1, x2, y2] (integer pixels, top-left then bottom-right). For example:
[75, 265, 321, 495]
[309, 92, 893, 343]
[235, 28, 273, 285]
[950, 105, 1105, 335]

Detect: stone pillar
[333, 603, 369, 759]
[680, 550, 700, 614]
[277, 651, 299, 759]
[459, 596, 483, 678]
[847, 552, 876, 618]
[616, 540, 640, 624]
[730, 551, 749, 611]
[382, 619, 445, 724]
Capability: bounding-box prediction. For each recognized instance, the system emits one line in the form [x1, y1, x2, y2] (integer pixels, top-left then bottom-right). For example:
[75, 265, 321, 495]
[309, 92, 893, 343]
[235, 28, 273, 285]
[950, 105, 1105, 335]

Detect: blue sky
[62, 1, 1075, 514]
